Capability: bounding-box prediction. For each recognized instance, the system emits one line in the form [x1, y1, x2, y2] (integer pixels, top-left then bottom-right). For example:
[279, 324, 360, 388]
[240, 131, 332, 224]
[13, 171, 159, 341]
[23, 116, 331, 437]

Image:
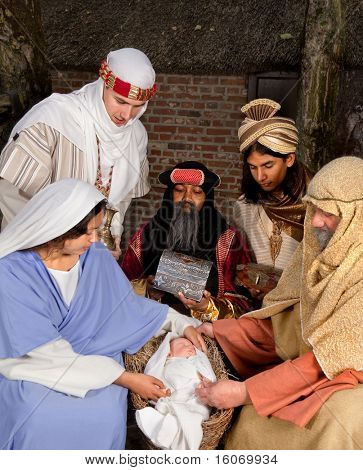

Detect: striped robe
[0, 123, 150, 235]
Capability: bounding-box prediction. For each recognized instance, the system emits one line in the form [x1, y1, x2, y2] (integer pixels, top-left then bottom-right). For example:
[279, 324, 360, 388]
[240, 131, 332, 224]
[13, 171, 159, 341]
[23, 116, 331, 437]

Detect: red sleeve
[120, 226, 145, 281]
[245, 351, 325, 415]
[213, 317, 281, 378]
[223, 229, 252, 292]
[245, 352, 363, 427]
[221, 229, 253, 312]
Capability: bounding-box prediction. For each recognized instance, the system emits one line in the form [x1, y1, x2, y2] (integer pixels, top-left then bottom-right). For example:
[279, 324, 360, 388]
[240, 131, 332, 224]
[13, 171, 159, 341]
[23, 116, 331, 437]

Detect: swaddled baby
[135, 333, 216, 450]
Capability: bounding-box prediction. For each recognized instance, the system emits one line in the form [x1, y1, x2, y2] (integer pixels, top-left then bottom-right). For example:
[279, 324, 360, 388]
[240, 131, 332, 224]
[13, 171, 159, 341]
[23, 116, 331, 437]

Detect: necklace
[94, 137, 114, 198]
[257, 206, 283, 267]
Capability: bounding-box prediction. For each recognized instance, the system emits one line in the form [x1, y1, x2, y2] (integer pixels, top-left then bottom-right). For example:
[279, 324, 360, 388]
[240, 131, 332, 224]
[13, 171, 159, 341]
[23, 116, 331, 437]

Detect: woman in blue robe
[0, 179, 204, 450]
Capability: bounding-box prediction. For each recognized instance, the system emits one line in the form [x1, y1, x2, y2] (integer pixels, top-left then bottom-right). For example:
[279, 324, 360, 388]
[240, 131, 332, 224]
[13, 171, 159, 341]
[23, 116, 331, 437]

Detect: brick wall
[51, 70, 248, 246]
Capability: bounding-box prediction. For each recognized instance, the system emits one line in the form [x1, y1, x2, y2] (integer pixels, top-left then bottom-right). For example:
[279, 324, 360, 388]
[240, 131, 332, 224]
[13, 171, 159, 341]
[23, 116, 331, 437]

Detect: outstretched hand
[115, 372, 171, 401]
[197, 322, 214, 338]
[196, 377, 251, 409]
[183, 325, 207, 353]
[176, 290, 211, 312]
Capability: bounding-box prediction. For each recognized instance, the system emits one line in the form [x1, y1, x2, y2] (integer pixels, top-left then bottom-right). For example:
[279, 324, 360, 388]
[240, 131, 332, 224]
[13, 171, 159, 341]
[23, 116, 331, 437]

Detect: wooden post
[296, 0, 346, 172]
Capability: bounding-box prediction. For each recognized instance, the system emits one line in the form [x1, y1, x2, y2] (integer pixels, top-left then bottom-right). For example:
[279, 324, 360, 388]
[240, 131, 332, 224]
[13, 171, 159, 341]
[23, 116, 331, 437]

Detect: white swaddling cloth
[135, 332, 216, 450]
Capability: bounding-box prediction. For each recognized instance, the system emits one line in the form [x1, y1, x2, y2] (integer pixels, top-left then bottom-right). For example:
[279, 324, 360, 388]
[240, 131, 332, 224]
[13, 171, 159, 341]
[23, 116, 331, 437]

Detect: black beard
[167, 202, 200, 253]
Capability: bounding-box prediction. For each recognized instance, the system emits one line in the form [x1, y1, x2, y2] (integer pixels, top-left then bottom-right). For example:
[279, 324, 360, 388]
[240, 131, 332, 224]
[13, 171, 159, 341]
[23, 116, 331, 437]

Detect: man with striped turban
[234, 99, 313, 271]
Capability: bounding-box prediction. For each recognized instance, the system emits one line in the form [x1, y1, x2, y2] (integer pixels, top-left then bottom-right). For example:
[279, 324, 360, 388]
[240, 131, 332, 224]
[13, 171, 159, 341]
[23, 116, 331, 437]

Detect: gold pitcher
[98, 207, 118, 250]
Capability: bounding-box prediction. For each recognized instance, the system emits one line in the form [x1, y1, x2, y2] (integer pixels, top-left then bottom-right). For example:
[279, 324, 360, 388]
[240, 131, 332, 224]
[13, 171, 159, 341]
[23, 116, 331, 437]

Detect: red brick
[193, 77, 219, 85]
[177, 126, 201, 134]
[194, 144, 217, 151]
[154, 108, 177, 115]
[155, 92, 175, 99]
[167, 76, 193, 84]
[154, 125, 177, 133]
[162, 151, 174, 157]
[229, 95, 246, 102]
[220, 77, 246, 86]
[178, 110, 201, 117]
[219, 144, 239, 152]
[201, 95, 224, 101]
[170, 85, 187, 93]
[155, 75, 166, 84]
[147, 116, 161, 123]
[207, 129, 232, 136]
[175, 93, 196, 100]
[213, 86, 226, 94]
[179, 101, 194, 109]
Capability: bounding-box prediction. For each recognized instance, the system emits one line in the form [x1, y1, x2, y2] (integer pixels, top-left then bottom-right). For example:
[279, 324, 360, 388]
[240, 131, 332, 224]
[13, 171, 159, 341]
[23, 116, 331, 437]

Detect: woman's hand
[183, 325, 207, 353]
[176, 290, 211, 312]
[196, 377, 251, 409]
[197, 322, 214, 339]
[115, 372, 171, 401]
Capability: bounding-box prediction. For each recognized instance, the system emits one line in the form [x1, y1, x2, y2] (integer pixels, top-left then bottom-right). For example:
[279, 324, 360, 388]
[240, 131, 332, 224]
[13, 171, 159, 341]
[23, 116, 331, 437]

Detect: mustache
[167, 201, 200, 253]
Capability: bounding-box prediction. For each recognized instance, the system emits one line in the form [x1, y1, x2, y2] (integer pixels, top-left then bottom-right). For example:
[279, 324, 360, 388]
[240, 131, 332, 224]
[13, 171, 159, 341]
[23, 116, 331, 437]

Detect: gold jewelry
[190, 298, 219, 322]
[258, 206, 282, 267]
[95, 137, 114, 198]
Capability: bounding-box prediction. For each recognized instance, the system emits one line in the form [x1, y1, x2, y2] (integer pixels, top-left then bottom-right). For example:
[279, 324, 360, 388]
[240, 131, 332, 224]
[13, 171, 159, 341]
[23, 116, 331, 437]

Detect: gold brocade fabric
[261, 163, 313, 244]
[190, 296, 246, 322]
[248, 157, 363, 379]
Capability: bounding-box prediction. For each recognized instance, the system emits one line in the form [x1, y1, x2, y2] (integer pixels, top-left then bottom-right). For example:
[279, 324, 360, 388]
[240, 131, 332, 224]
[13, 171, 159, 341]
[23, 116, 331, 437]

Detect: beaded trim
[99, 60, 156, 101]
[94, 138, 114, 198]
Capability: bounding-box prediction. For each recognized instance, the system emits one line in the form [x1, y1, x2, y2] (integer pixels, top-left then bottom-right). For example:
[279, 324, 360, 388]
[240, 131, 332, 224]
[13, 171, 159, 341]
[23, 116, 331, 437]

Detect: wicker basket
[124, 335, 233, 450]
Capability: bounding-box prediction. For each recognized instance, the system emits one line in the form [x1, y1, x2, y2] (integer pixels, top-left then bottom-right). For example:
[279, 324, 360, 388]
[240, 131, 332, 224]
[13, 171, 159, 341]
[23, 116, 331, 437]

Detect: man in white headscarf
[0, 48, 156, 258]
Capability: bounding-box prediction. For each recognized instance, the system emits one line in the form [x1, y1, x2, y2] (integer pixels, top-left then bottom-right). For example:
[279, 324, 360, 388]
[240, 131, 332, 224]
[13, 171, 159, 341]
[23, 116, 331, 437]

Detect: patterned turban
[159, 161, 221, 194]
[238, 98, 298, 154]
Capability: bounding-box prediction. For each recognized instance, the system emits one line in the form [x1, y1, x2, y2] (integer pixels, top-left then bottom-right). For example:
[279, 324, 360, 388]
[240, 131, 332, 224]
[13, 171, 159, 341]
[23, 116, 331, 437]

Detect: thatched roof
[40, 0, 362, 74]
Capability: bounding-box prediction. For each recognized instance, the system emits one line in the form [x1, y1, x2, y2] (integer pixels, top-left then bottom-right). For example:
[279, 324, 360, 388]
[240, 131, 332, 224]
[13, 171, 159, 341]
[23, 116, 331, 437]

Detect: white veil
[0, 179, 105, 259]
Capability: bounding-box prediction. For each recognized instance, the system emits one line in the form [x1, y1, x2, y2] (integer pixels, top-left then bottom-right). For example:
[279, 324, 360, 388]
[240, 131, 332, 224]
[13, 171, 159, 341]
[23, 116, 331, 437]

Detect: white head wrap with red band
[100, 51, 156, 101]
[5, 49, 156, 209]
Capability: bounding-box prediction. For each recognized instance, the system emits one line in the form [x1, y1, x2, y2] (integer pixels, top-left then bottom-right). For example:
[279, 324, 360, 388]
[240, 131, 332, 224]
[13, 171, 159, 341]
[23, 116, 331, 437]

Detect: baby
[136, 333, 216, 450]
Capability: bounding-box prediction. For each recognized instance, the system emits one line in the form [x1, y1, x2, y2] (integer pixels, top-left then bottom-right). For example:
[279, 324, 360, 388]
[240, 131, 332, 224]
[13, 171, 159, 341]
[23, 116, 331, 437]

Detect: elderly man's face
[311, 206, 341, 249]
[172, 184, 206, 212]
[102, 86, 146, 126]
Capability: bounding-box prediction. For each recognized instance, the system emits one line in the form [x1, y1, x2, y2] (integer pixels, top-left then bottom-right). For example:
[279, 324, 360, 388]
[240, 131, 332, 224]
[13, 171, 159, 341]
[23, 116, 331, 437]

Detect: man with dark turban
[121, 161, 253, 321]
[234, 98, 313, 270]
[196, 156, 363, 450]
